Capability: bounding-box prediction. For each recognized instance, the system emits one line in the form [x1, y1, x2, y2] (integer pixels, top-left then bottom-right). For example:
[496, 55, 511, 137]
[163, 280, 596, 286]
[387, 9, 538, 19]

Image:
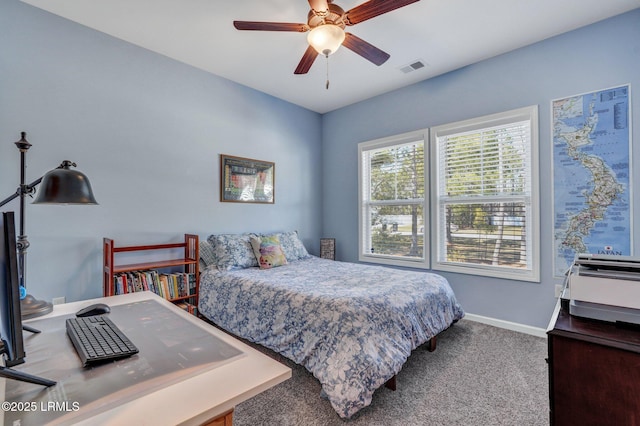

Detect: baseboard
[463, 313, 548, 339]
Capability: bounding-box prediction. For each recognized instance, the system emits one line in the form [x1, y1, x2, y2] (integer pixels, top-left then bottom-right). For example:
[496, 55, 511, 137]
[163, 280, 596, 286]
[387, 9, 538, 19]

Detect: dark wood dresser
[547, 301, 640, 425]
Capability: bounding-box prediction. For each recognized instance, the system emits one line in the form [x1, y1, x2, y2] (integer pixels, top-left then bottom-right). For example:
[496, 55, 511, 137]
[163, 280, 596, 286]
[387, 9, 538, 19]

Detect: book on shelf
[175, 301, 198, 316]
[112, 270, 196, 301]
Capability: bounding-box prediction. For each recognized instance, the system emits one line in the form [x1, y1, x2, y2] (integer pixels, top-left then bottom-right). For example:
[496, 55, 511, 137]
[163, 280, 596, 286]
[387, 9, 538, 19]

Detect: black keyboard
[66, 315, 139, 367]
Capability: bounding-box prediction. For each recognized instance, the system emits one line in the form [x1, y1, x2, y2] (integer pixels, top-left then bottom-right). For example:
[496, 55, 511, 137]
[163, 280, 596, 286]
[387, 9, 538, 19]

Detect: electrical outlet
[52, 296, 66, 305]
[554, 284, 563, 298]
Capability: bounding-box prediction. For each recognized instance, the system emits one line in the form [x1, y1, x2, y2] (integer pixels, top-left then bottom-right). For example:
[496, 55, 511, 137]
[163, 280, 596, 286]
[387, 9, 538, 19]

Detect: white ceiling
[21, 0, 640, 113]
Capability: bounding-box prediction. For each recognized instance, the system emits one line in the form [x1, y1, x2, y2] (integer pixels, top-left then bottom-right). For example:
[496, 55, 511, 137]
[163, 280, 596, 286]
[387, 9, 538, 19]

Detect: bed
[197, 232, 464, 419]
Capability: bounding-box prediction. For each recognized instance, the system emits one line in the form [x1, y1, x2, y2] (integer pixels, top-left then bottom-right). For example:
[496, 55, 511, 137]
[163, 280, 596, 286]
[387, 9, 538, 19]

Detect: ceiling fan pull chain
[325, 54, 330, 90]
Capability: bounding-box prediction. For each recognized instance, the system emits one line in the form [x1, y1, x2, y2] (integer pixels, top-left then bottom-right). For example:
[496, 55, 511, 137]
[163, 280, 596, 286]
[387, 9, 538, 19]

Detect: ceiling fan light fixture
[307, 24, 345, 56]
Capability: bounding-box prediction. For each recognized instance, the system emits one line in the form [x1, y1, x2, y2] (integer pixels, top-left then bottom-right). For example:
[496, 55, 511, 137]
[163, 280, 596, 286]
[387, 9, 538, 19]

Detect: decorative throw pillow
[207, 233, 259, 271]
[262, 230, 310, 261]
[250, 235, 288, 269]
[199, 240, 217, 270]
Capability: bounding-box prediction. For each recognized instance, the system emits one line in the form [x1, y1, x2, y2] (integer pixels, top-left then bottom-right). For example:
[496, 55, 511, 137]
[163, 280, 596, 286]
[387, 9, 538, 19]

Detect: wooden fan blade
[342, 32, 390, 66]
[294, 45, 319, 74]
[233, 21, 307, 32]
[308, 0, 329, 13]
[344, 0, 420, 25]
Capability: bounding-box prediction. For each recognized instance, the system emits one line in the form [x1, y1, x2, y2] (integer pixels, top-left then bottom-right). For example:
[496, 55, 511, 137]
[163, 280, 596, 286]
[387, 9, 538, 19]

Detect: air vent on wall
[399, 60, 426, 74]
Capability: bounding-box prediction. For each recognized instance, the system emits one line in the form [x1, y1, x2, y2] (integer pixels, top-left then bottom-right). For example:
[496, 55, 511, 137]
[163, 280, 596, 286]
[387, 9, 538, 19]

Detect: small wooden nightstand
[320, 238, 335, 260]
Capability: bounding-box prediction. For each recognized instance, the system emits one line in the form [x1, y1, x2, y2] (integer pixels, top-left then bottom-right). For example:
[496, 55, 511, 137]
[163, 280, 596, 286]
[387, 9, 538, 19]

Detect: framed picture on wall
[220, 154, 275, 203]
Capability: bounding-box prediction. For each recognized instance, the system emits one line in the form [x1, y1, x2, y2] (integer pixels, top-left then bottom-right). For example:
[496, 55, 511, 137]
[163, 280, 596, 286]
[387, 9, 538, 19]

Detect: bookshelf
[103, 234, 199, 314]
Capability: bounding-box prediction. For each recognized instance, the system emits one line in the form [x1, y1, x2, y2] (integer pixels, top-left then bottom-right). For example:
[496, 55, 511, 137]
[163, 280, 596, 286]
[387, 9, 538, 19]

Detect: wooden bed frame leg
[385, 375, 397, 391]
[383, 336, 436, 392]
[427, 336, 437, 352]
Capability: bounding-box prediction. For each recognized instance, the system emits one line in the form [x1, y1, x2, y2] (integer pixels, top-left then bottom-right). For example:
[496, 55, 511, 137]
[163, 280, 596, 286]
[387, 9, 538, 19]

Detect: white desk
[1, 292, 291, 425]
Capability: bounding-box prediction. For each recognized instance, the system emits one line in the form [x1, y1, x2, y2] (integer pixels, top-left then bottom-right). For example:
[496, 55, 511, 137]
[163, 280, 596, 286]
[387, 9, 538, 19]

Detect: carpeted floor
[233, 320, 549, 425]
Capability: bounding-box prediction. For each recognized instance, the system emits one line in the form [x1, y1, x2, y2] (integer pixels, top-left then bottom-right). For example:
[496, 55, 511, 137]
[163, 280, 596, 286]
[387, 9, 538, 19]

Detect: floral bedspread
[198, 256, 464, 418]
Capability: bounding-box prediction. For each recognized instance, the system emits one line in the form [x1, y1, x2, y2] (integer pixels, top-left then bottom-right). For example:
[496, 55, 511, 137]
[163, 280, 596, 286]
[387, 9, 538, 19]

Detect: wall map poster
[552, 85, 632, 277]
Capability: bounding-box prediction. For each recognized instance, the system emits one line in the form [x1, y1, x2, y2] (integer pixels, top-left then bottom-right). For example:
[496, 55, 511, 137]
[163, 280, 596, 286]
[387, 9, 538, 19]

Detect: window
[430, 106, 539, 281]
[357, 107, 539, 281]
[358, 130, 429, 269]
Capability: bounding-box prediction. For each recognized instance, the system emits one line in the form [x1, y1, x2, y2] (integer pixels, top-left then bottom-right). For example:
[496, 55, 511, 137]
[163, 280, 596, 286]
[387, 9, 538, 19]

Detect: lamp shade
[307, 24, 345, 56]
[32, 160, 98, 205]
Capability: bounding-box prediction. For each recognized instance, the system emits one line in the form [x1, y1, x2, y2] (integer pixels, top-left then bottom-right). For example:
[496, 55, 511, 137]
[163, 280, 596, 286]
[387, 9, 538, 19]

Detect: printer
[566, 253, 640, 325]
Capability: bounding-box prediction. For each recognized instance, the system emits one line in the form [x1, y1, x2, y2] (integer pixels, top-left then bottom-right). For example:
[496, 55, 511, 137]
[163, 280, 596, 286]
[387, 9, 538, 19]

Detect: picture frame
[320, 238, 336, 260]
[220, 154, 275, 203]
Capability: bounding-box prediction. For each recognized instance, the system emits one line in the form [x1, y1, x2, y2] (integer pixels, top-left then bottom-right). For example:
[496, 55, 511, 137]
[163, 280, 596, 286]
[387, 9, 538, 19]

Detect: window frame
[358, 129, 430, 269]
[429, 105, 540, 282]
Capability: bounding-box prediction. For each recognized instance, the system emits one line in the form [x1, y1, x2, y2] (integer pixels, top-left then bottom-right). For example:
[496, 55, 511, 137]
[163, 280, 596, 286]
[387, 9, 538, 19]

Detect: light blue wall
[0, 0, 322, 303]
[322, 10, 640, 328]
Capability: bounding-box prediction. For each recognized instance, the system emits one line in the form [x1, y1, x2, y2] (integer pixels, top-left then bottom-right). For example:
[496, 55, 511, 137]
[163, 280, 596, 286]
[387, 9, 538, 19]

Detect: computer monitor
[0, 211, 55, 386]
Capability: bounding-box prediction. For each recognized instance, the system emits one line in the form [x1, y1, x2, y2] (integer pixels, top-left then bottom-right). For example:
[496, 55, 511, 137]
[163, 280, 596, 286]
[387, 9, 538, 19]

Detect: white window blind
[358, 130, 429, 269]
[431, 106, 539, 281]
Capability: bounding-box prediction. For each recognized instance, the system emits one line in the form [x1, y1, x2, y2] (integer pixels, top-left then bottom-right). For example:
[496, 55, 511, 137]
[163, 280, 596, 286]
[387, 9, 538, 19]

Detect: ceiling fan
[233, 0, 420, 75]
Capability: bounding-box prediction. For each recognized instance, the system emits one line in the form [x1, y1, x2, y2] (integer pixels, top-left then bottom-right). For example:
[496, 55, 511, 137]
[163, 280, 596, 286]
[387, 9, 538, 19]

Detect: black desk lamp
[0, 132, 98, 319]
